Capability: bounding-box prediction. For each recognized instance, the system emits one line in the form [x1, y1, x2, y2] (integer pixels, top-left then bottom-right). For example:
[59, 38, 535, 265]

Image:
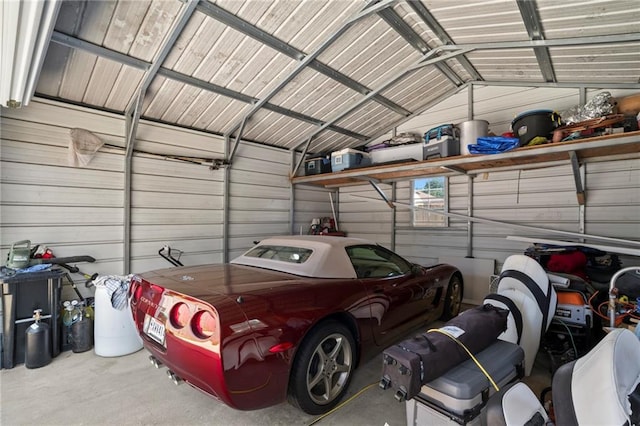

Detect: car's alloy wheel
[288, 321, 355, 415]
[441, 276, 463, 320]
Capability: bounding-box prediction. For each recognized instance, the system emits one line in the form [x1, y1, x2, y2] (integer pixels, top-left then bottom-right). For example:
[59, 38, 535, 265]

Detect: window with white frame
[412, 176, 447, 227]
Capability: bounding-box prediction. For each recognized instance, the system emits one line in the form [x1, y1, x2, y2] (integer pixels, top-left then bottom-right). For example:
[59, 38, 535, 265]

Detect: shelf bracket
[569, 150, 586, 205]
[366, 179, 395, 209]
[440, 165, 467, 175]
[355, 175, 382, 184]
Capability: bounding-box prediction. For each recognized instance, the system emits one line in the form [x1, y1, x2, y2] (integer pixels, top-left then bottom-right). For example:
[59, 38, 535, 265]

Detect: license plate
[144, 315, 166, 346]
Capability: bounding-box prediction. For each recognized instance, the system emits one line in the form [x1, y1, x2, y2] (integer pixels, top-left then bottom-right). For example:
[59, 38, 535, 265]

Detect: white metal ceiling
[35, 0, 640, 155]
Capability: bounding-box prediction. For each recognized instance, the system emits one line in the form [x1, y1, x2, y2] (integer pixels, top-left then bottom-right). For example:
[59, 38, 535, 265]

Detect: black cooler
[425, 137, 460, 159]
[304, 156, 331, 175]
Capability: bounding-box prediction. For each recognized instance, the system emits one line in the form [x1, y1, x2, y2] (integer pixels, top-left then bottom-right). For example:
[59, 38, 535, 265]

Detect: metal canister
[25, 309, 52, 368]
[71, 316, 94, 353]
[456, 120, 489, 155]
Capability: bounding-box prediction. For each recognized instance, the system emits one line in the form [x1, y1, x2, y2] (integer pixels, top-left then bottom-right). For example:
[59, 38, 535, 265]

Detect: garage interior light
[1, 0, 61, 109]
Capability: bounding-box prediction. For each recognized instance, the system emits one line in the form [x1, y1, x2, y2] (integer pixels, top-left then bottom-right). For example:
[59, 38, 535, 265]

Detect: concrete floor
[0, 345, 553, 426]
[0, 345, 407, 426]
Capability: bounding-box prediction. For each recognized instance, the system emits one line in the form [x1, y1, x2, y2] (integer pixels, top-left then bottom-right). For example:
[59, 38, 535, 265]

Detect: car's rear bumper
[141, 328, 231, 400]
[137, 318, 291, 411]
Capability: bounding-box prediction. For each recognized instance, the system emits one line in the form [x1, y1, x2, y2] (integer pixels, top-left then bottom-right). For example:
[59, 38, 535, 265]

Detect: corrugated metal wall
[337, 157, 640, 276]
[227, 143, 294, 259]
[395, 175, 470, 265]
[129, 123, 226, 272]
[1, 99, 325, 283]
[337, 176, 471, 265]
[1, 100, 126, 278]
[2, 98, 638, 297]
[293, 184, 337, 237]
[338, 184, 394, 248]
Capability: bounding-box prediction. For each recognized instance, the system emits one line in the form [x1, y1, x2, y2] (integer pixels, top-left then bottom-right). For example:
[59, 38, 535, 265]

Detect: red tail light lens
[191, 310, 217, 339]
[169, 303, 191, 329]
[150, 284, 164, 294]
[133, 282, 143, 303]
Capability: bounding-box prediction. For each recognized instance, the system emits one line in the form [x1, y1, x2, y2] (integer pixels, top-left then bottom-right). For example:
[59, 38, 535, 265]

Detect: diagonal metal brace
[569, 150, 586, 205]
[366, 179, 395, 209]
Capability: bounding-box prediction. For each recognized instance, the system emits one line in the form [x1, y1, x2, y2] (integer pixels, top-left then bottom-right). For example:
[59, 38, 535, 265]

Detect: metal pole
[466, 176, 474, 258]
[391, 182, 397, 252]
[123, 93, 142, 274]
[228, 117, 247, 163]
[222, 135, 231, 263]
[292, 137, 313, 177]
[579, 86, 587, 108]
[468, 83, 474, 119]
[350, 194, 640, 247]
[290, 150, 296, 235]
[329, 192, 339, 231]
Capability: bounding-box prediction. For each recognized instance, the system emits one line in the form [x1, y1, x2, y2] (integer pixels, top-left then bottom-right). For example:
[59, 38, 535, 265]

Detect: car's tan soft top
[230, 235, 374, 279]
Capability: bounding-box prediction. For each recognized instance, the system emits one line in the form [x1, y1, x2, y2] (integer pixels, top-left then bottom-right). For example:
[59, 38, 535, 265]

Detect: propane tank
[25, 309, 52, 369]
[71, 302, 94, 353]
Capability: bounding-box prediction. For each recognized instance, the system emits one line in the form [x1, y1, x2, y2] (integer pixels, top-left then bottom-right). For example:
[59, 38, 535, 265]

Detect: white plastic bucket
[94, 284, 142, 357]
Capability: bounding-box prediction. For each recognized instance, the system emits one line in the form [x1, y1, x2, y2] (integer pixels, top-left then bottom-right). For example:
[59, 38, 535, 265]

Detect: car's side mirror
[411, 264, 424, 276]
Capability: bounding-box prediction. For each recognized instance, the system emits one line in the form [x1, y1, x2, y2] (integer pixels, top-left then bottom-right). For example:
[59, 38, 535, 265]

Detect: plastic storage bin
[425, 124, 456, 143]
[1, 270, 63, 369]
[331, 148, 371, 172]
[512, 110, 561, 146]
[93, 279, 142, 357]
[370, 142, 425, 164]
[370, 136, 460, 164]
[424, 137, 460, 159]
[406, 340, 524, 426]
[304, 156, 331, 175]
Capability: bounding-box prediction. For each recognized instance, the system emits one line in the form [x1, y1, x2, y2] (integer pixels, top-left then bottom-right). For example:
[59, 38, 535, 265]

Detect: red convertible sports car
[129, 236, 463, 415]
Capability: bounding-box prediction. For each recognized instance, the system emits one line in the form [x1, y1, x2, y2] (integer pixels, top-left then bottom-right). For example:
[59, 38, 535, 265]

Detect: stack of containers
[369, 125, 461, 165]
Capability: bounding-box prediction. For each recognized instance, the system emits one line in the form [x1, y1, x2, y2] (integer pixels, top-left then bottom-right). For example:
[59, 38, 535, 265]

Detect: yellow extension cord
[427, 328, 500, 392]
[308, 329, 500, 425]
[307, 382, 380, 426]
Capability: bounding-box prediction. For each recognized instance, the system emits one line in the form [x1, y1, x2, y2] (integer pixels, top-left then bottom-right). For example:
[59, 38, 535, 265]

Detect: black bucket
[71, 317, 94, 353]
[25, 321, 52, 369]
[512, 110, 562, 146]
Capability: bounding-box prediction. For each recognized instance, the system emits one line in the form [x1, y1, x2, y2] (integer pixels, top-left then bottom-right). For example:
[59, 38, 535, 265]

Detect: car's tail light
[134, 283, 143, 302]
[150, 284, 164, 294]
[169, 302, 191, 329]
[191, 310, 217, 339]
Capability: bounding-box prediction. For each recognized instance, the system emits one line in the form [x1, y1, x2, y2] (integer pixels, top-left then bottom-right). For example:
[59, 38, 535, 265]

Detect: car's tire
[288, 320, 356, 415]
[440, 275, 463, 320]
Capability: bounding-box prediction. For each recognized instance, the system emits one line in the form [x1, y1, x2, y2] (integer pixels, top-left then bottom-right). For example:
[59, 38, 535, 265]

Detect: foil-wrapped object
[561, 91, 615, 124]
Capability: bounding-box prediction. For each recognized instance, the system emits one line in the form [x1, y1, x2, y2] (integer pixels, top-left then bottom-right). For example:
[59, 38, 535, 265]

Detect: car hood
[137, 263, 313, 300]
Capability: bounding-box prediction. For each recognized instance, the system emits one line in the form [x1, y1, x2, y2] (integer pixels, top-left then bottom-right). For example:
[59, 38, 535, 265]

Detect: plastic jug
[94, 282, 142, 357]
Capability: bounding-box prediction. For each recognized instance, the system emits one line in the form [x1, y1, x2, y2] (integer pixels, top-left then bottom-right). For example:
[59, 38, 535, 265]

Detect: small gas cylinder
[25, 309, 52, 369]
[71, 314, 94, 353]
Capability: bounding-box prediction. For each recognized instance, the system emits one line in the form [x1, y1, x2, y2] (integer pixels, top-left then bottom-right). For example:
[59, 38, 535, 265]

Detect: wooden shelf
[291, 131, 640, 188]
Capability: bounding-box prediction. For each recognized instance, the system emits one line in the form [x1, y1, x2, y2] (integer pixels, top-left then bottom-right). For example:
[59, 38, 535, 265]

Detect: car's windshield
[346, 245, 411, 278]
[244, 245, 313, 264]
